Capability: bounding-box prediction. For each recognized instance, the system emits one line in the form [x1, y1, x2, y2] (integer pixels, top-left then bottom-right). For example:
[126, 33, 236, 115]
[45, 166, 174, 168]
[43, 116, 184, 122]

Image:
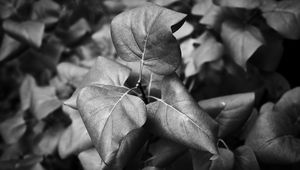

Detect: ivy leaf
[198, 92, 255, 137]
[0, 34, 21, 62]
[78, 148, 105, 170]
[185, 31, 224, 77]
[64, 56, 131, 109]
[0, 111, 26, 144]
[146, 74, 218, 155]
[58, 105, 92, 159]
[145, 139, 186, 167]
[213, 0, 262, 9]
[261, 0, 300, 39]
[111, 3, 186, 75]
[20, 75, 61, 119]
[246, 88, 300, 164]
[221, 20, 264, 70]
[234, 146, 260, 170]
[191, 148, 234, 170]
[77, 84, 147, 168]
[3, 20, 45, 48]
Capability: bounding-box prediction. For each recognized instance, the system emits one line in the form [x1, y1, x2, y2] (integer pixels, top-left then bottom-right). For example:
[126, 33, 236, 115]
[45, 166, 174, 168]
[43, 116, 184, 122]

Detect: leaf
[234, 146, 260, 170]
[191, 148, 234, 170]
[3, 20, 45, 48]
[57, 62, 89, 88]
[31, 0, 61, 25]
[58, 105, 92, 159]
[0, 155, 43, 170]
[221, 20, 264, 70]
[20, 75, 61, 119]
[33, 123, 64, 155]
[261, 0, 300, 39]
[77, 84, 147, 168]
[111, 3, 186, 75]
[191, 0, 212, 16]
[245, 87, 300, 164]
[198, 92, 255, 137]
[0, 111, 26, 144]
[142, 167, 163, 170]
[173, 21, 194, 40]
[184, 31, 224, 77]
[213, 0, 262, 9]
[146, 74, 218, 155]
[0, 34, 21, 62]
[92, 24, 116, 58]
[78, 148, 105, 170]
[64, 56, 131, 109]
[145, 139, 186, 167]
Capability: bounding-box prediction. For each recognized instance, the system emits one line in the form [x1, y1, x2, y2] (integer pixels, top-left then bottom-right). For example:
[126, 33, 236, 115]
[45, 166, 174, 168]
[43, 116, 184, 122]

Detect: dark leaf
[146, 74, 218, 155]
[261, 0, 300, 39]
[246, 87, 300, 164]
[145, 139, 186, 167]
[221, 20, 264, 70]
[77, 84, 147, 169]
[213, 0, 262, 9]
[64, 56, 131, 109]
[191, 148, 234, 170]
[31, 0, 61, 25]
[3, 20, 45, 48]
[198, 92, 255, 137]
[111, 3, 186, 75]
[234, 145, 260, 170]
[0, 111, 26, 144]
[0, 155, 43, 170]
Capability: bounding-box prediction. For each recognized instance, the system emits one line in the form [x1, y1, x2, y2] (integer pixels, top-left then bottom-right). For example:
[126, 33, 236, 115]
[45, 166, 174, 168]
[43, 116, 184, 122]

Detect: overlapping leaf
[185, 31, 224, 77]
[221, 20, 264, 70]
[78, 148, 105, 170]
[3, 20, 45, 48]
[64, 56, 131, 109]
[31, 0, 61, 25]
[20, 75, 61, 119]
[111, 3, 186, 75]
[198, 92, 255, 137]
[58, 105, 92, 159]
[261, 0, 300, 39]
[77, 84, 147, 168]
[146, 74, 218, 155]
[234, 146, 260, 170]
[246, 87, 300, 164]
[191, 148, 234, 170]
[0, 34, 21, 62]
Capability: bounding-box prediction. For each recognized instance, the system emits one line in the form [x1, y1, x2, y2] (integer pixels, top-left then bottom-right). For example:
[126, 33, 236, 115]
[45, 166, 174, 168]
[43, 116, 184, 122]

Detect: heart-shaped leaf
[58, 105, 92, 159]
[246, 87, 300, 164]
[64, 56, 131, 109]
[77, 84, 147, 168]
[3, 20, 45, 48]
[261, 0, 300, 39]
[191, 148, 234, 170]
[111, 3, 186, 75]
[146, 74, 218, 155]
[0, 111, 26, 144]
[198, 92, 255, 137]
[20, 75, 61, 119]
[78, 148, 105, 170]
[145, 139, 186, 167]
[185, 31, 224, 77]
[213, 0, 262, 9]
[221, 20, 264, 70]
[234, 145, 260, 170]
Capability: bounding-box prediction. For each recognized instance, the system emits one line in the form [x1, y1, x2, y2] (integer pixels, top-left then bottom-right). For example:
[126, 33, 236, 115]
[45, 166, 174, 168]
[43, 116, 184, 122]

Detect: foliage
[1, 0, 300, 170]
